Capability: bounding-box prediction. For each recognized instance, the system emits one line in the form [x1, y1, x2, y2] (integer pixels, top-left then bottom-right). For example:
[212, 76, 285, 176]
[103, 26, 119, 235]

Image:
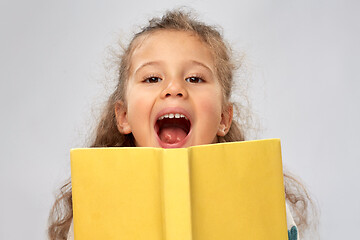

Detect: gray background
[1, 0, 359, 239]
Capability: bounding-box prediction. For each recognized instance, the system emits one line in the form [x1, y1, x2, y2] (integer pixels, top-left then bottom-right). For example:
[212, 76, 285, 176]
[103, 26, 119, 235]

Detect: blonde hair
[48, 9, 316, 239]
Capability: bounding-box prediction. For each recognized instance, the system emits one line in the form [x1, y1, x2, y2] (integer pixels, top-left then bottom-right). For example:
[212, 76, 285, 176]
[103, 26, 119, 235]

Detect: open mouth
[155, 113, 191, 146]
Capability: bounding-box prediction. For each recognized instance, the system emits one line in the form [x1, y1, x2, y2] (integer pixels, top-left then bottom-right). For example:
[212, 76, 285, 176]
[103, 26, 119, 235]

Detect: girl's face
[115, 30, 232, 148]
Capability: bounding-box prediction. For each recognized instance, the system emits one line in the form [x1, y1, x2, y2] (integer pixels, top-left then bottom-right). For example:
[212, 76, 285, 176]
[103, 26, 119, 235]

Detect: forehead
[129, 30, 215, 72]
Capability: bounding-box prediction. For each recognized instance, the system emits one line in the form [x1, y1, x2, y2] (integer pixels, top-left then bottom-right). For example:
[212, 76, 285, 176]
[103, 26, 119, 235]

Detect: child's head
[92, 10, 245, 148]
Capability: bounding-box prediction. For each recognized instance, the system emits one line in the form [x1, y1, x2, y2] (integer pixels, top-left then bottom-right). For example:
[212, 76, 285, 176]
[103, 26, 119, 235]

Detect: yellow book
[71, 139, 287, 239]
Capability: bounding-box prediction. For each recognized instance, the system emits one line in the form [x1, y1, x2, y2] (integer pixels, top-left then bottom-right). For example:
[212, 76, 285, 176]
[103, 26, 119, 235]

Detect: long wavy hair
[48, 9, 317, 240]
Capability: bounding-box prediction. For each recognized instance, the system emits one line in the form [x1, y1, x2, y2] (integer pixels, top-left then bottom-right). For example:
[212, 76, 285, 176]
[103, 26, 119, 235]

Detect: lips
[154, 108, 192, 148]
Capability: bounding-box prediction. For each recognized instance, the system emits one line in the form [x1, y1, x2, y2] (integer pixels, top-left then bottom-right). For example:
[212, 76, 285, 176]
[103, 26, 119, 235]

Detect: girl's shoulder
[286, 203, 300, 240]
[67, 221, 74, 240]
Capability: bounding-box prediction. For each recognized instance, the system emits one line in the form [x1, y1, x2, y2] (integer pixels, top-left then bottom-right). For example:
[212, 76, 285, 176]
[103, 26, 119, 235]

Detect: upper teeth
[158, 113, 188, 120]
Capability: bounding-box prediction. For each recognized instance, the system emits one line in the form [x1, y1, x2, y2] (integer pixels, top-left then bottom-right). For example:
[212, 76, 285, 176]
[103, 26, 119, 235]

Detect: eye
[185, 76, 204, 83]
[143, 76, 162, 83]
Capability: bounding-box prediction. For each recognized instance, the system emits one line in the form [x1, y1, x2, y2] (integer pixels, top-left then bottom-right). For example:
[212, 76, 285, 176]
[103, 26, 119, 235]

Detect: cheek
[125, 88, 152, 127]
[127, 100, 151, 124]
[201, 100, 221, 118]
[196, 90, 223, 126]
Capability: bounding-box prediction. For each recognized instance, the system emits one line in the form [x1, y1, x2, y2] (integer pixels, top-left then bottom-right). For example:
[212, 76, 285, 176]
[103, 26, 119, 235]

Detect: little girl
[49, 10, 313, 240]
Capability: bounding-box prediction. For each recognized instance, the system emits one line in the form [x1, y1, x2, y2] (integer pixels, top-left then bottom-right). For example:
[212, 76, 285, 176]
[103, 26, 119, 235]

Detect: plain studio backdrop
[0, 0, 359, 239]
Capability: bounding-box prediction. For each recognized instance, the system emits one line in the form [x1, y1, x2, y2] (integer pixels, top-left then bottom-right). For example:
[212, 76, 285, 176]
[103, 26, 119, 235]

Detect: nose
[160, 79, 188, 99]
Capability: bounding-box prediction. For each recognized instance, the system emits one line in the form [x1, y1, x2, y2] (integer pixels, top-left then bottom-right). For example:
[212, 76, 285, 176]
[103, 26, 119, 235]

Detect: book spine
[161, 148, 193, 240]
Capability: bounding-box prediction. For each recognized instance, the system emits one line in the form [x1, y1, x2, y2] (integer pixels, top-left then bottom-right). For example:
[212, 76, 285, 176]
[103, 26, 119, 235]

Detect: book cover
[71, 139, 287, 239]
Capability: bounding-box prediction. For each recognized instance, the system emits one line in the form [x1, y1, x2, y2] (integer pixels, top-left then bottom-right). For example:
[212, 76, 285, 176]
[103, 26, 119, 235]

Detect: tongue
[159, 127, 187, 144]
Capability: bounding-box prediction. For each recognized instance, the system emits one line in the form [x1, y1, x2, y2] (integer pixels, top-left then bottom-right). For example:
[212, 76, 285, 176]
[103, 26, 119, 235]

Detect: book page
[189, 139, 287, 239]
[71, 148, 164, 239]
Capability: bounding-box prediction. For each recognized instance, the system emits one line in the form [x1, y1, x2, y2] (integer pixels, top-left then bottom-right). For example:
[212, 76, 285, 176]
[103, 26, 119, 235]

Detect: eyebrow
[133, 60, 214, 75]
[190, 60, 214, 74]
[134, 61, 161, 75]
